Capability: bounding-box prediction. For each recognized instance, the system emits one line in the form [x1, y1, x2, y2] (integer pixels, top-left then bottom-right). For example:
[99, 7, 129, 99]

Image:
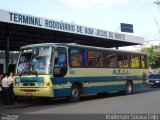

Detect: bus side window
[130, 54, 140, 68]
[69, 48, 83, 67]
[87, 51, 95, 67]
[103, 52, 117, 68]
[141, 55, 146, 69]
[117, 54, 129, 68]
[87, 50, 103, 67]
[94, 51, 103, 67]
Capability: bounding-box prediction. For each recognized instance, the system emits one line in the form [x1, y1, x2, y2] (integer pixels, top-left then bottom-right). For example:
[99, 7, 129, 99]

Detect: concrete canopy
[0, 9, 144, 51]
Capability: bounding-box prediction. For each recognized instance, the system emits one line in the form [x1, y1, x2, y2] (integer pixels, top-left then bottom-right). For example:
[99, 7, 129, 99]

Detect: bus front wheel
[69, 85, 80, 102]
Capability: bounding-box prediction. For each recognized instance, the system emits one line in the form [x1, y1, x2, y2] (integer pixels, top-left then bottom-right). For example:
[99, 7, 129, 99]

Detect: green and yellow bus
[14, 43, 149, 102]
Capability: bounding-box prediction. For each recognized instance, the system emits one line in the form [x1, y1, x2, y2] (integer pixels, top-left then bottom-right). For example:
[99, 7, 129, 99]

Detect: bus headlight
[38, 83, 44, 86]
[15, 83, 19, 86]
[38, 83, 41, 86]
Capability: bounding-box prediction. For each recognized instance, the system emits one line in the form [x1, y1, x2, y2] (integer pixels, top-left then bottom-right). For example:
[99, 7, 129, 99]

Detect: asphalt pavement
[0, 88, 160, 114]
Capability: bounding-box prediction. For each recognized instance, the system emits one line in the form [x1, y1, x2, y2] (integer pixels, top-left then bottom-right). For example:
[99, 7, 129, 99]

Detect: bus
[13, 43, 149, 102]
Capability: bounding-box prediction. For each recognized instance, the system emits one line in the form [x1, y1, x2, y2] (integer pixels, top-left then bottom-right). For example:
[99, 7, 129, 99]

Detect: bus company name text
[113, 69, 130, 75]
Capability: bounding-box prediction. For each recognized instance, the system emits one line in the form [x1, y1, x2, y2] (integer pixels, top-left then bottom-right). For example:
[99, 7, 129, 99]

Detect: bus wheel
[125, 81, 133, 95]
[69, 85, 80, 102]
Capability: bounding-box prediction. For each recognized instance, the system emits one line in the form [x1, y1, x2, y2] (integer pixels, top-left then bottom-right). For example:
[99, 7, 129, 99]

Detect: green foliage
[141, 45, 160, 68]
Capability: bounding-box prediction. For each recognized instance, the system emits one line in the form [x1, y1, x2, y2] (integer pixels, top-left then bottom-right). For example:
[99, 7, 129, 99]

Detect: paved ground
[0, 87, 160, 114]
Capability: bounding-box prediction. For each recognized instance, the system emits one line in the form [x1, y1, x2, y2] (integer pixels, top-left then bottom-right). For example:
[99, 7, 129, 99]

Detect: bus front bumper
[13, 87, 54, 97]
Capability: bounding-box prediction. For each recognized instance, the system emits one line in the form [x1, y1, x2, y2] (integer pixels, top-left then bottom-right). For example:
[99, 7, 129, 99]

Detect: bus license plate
[26, 93, 32, 96]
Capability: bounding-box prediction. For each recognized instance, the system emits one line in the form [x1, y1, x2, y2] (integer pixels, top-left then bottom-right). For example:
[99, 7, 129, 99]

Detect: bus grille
[23, 83, 35, 86]
[21, 89, 37, 92]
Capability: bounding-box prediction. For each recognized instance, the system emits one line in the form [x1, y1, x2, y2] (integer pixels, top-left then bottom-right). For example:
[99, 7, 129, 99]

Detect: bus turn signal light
[46, 82, 51, 86]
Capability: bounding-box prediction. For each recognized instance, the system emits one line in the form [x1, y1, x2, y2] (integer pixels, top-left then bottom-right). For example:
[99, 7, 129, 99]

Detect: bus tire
[69, 85, 80, 102]
[125, 81, 133, 95]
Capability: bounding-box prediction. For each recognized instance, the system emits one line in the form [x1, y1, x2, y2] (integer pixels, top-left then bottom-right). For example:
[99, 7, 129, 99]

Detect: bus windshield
[17, 46, 52, 75]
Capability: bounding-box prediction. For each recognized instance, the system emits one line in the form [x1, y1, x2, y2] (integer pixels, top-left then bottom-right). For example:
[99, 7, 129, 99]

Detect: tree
[141, 44, 160, 68]
[154, 0, 160, 5]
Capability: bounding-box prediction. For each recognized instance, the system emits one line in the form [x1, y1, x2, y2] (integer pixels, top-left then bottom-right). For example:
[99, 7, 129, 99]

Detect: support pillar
[5, 23, 10, 74]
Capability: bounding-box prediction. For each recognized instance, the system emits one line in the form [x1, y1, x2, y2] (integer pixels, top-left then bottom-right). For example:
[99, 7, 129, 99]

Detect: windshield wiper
[19, 63, 38, 77]
[30, 63, 38, 77]
[19, 64, 29, 77]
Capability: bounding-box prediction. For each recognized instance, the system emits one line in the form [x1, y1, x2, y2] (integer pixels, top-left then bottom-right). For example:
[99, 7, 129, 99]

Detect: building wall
[0, 51, 19, 74]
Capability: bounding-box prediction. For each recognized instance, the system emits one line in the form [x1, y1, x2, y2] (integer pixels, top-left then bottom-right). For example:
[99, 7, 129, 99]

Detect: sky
[0, 0, 160, 50]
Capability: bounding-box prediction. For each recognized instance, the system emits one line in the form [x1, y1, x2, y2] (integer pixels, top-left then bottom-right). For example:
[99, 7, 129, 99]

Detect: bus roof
[20, 43, 147, 55]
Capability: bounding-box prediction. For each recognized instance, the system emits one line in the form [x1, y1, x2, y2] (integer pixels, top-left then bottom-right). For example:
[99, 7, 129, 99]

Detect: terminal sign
[8, 12, 125, 41]
[0, 9, 144, 44]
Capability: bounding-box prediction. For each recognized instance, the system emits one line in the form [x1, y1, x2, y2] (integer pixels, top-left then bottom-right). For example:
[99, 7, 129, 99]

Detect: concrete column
[5, 23, 10, 74]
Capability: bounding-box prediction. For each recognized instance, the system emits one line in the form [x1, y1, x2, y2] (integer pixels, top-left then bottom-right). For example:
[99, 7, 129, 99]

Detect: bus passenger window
[87, 51, 94, 67]
[103, 52, 117, 68]
[87, 51, 103, 67]
[94, 51, 103, 67]
[141, 55, 147, 68]
[70, 49, 83, 67]
[117, 54, 129, 68]
[130, 55, 140, 68]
